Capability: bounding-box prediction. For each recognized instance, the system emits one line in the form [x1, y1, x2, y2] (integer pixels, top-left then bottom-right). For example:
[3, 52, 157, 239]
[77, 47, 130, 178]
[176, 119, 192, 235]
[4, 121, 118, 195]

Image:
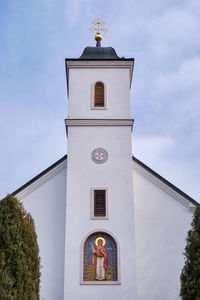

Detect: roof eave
[132, 156, 199, 207]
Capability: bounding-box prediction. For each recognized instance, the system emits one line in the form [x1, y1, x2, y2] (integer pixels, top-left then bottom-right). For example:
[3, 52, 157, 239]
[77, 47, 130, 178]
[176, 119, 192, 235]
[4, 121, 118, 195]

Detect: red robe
[92, 245, 108, 273]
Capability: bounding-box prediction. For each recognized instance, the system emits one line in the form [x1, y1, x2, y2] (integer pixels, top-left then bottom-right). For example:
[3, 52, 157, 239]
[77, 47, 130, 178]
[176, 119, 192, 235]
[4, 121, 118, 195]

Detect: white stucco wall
[15, 165, 67, 300]
[133, 165, 193, 300]
[68, 67, 131, 119]
[12, 156, 195, 300]
[64, 126, 137, 300]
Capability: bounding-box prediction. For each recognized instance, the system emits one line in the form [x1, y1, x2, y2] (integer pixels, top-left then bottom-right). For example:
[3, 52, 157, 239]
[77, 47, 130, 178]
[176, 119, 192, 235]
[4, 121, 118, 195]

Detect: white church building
[12, 30, 198, 300]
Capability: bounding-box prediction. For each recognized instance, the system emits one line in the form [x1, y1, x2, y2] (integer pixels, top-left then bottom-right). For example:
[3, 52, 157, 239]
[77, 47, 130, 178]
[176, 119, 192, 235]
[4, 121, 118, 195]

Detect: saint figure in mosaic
[91, 237, 108, 280]
[83, 231, 118, 281]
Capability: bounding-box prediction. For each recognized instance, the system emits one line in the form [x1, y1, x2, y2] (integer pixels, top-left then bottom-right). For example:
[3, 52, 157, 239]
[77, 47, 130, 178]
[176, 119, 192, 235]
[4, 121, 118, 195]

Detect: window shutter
[94, 190, 106, 217]
[94, 82, 104, 107]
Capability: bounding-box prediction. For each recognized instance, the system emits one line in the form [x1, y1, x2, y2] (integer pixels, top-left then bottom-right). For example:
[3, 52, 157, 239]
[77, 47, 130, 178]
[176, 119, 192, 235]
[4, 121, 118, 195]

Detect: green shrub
[0, 195, 40, 299]
[180, 205, 200, 300]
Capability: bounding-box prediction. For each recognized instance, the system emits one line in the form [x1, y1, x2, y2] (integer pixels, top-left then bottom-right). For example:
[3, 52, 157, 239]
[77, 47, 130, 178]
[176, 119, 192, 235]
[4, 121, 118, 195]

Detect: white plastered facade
[14, 158, 195, 300]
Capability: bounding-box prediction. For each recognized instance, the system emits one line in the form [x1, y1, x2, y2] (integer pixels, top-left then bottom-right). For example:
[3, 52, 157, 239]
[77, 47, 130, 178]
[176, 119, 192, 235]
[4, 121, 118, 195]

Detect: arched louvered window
[94, 82, 105, 107]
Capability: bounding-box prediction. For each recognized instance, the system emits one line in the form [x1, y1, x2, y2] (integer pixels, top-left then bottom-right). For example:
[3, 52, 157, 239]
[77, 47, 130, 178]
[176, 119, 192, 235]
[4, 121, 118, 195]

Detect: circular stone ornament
[91, 148, 108, 164]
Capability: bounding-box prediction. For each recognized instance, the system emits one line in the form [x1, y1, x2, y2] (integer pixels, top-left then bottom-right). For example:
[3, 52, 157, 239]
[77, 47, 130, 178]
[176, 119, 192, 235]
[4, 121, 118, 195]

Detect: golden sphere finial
[95, 33, 102, 41]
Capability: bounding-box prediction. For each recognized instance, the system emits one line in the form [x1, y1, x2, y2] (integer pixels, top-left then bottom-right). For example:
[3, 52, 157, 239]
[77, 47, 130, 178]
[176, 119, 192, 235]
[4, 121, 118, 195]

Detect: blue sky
[0, 0, 200, 201]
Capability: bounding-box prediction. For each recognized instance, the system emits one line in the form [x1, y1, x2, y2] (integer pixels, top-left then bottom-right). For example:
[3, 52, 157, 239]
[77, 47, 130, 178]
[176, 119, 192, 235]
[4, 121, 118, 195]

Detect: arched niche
[81, 230, 120, 285]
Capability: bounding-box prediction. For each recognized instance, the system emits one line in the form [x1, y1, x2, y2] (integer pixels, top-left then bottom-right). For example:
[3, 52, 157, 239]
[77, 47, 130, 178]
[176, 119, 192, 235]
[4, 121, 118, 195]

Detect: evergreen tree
[0, 195, 40, 300]
[180, 205, 200, 300]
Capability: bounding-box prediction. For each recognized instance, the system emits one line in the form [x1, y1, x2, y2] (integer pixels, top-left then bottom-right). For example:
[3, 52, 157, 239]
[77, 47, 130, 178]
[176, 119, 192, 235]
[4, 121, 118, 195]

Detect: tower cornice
[65, 59, 134, 96]
[65, 119, 134, 135]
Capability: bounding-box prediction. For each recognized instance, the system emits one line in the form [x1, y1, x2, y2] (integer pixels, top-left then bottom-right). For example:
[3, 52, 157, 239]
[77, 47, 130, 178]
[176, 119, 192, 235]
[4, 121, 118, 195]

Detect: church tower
[64, 21, 137, 300]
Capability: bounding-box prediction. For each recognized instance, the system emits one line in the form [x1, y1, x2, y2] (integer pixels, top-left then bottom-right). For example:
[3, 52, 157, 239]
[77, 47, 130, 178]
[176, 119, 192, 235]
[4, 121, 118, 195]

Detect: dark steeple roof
[79, 29, 121, 60]
[79, 46, 121, 59]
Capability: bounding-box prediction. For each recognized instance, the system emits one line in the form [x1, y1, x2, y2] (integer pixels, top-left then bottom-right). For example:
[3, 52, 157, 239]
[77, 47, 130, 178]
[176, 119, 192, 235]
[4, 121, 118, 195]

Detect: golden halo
[95, 237, 106, 246]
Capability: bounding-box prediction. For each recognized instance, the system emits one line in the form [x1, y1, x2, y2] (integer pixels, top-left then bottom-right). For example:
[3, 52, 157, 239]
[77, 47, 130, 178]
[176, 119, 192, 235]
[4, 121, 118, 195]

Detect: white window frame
[91, 187, 108, 220]
[91, 81, 107, 110]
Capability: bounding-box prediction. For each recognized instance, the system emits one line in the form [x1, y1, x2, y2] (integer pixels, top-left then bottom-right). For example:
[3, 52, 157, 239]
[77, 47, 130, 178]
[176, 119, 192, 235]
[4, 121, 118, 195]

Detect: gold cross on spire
[90, 19, 108, 34]
[89, 19, 108, 44]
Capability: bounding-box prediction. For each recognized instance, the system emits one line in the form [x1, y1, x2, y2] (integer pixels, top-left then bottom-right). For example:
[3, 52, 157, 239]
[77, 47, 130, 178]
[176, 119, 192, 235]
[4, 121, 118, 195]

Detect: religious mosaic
[83, 232, 118, 281]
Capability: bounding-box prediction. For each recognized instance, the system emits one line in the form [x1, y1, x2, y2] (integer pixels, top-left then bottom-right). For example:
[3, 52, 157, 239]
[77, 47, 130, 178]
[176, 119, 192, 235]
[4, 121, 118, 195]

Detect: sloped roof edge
[11, 154, 198, 207]
[12, 155, 67, 196]
[132, 156, 198, 207]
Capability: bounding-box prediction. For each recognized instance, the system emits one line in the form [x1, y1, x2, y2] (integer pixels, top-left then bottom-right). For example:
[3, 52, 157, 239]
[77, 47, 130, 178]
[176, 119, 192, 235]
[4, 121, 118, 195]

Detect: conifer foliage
[0, 195, 40, 299]
[180, 205, 200, 300]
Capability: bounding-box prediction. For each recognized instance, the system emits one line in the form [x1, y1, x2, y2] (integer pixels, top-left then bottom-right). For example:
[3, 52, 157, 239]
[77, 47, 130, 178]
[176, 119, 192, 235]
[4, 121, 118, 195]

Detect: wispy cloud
[64, 0, 93, 29]
[133, 136, 175, 165]
[157, 57, 200, 98]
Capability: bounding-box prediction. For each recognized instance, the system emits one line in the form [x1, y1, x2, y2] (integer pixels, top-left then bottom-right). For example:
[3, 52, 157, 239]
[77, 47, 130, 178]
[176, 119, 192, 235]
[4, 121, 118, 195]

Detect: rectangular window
[91, 188, 108, 219]
[94, 190, 106, 217]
